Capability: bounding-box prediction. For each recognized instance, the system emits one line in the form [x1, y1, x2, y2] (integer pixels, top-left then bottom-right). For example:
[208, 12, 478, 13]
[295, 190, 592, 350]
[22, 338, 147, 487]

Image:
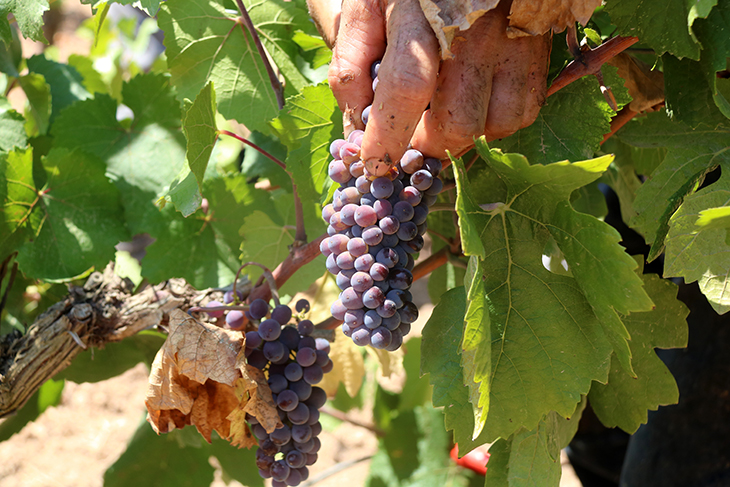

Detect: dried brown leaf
[318, 328, 364, 397]
[607, 53, 665, 112]
[145, 310, 244, 442]
[418, 0, 500, 58]
[507, 0, 602, 38]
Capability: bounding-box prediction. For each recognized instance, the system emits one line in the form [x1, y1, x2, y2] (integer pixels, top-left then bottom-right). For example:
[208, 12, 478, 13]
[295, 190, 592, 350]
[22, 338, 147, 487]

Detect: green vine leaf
[0, 97, 28, 152]
[0, 0, 49, 46]
[269, 84, 343, 205]
[453, 139, 653, 441]
[664, 169, 730, 314]
[693, 0, 730, 120]
[619, 111, 730, 260]
[15, 148, 129, 280]
[0, 148, 42, 258]
[589, 262, 689, 433]
[18, 73, 51, 135]
[26, 55, 91, 124]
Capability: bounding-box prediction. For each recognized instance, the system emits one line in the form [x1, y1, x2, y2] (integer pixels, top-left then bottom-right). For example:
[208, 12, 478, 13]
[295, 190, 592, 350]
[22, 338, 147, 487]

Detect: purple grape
[277, 389, 299, 411]
[382, 313, 401, 330]
[332, 189, 343, 210]
[386, 329, 404, 351]
[400, 149, 424, 174]
[372, 77, 379, 92]
[370, 327, 392, 349]
[271, 460, 290, 482]
[352, 225, 363, 237]
[362, 286, 385, 309]
[298, 466, 310, 481]
[330, 299, 346, 320]
[315, 338, 331, 353]
[349, 160, 365, 177]
[364, 309, 382, 329]
[336, 269, 356, 290]
[347, 237, 368, 257]
[371, 177, 394, 199]
[362, 105, 371, 125]
[379, 215, 400, 235]
[246, 331, 263, 349]
[303, 365, 324, 384]
[306, 387, 327, 409]
[362, 225, 383, 246]
[399, 322, 411, 336]
[424, 157, 442, 175]
[270, 425, 292, 445]
[423, 193, 438, 207]
[308, 408, 320, 426]
[269, 374, 288, 393]
[399, 301, 419, 323]
[248, 349, 267, 369]
[224, 289, 243, 304]
[355, 253, 375, 272]
[288, 403, 311, 425]
[329, 212, 349, 232]
[322, 359, 333, 373]
[253, 423, 268, 440]
[299, 336, 316, 350]
[340, 204, 358, 226]
[401, 186, 422, 206]
[377, 300, 397, 318]
[319, 237, 333, 257]
[393, 201, 415, 222]
[341, 287, 364, 309]
[376, 248, 399, 268]
[406, 254, 415, 271]
[413, 204, 428, 225]
[351, 271, 373, 292]
[373, 199, 392, 220]
[336, 251, 356, 270]
[426, 177, 443, 195]
[290, 380, 312, 401]
[389, 268, 413, 290]
[297, 347, 317, 367]
[226, 310, 245, 330]
[286, 450, 307, 469]
[371, 61, 380, 79]
[330, 139, 346, 159]
[256, 449, 275, 469]
[285, 362, 303, 382]
[328, 159, 350, 184]
[327, 225, 337, 236]
[355, 175, 371, 194]
[370, 262, 389, 282]
[374, 279, 390, 293]
[339, 187, 361, 205]
[351, 325, 371, 346]
[339, 142, 361, 165]
[321, 204, 336, 224]
[272, 305, 293, 325]
[411, 170, 433, 191]
[382, 233, 399, 248]
[344, 308, 365, 326]
[354, 205, 377, 227]
[396, 221, 418, 241]
[328, 234, 349, 254]
[315, 349, 329, 366]
[326, 253, 341, 275]
[258, 468, 273, 480]
[386, 289, 407, 308]
[348, 129, 364, 144]
[259, 319, 282, 341]
[404, 235, 424, 253]
[264, 340, 287, 362]
[292, 424, 313, 443]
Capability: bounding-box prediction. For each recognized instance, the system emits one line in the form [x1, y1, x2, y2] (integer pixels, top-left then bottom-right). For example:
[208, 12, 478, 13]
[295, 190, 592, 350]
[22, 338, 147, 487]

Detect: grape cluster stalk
[320, 61, 443, 351]
[240, 298, 331, 487]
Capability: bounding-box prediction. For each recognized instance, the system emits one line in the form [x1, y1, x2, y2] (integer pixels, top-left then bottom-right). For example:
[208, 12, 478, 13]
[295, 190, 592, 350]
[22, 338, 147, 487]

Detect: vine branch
[219, 130, 286, 170]
[233, 0, 284, 110]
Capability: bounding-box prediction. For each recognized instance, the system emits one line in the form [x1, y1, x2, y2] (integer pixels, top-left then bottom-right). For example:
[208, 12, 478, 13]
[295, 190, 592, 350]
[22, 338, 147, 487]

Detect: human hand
[314, 0, 551, 175]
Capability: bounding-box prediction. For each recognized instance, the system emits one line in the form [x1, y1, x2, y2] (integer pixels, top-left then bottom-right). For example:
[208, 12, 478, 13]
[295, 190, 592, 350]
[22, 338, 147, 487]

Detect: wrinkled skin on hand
[312, 0, 551, 175]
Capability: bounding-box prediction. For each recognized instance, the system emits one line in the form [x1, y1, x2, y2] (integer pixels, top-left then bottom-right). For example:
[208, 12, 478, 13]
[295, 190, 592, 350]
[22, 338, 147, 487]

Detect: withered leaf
[318, 328, 364, 398]
[145, 310, 243, 443]
[607, 53, 665, 112]
[418, 0, 500, 58]
[507, 0, 602, 38]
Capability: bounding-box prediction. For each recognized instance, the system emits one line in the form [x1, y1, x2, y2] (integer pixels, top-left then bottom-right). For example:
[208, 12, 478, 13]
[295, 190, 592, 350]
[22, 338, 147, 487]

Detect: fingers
[360, 0, 440, 176]
[409, 11, 503, 159]
[306, 0, 342, 48]
[483, 32, 551, 140]
[328, 0, 386, 131]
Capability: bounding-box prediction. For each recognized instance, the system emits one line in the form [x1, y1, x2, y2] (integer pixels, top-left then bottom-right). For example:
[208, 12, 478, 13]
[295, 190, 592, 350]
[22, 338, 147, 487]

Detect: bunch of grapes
[320, 61, 443, 351]
[243, 298, 331, 487]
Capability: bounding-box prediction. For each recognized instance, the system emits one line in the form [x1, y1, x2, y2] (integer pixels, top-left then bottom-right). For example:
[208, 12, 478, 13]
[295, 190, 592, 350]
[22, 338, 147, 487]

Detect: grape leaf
[26, 55, 91, 124]
[238, 190, 326, 295]
[589, 263, 689, 433]
[421, 286, 490, 454]
[485, 403, 586, 487]
[695, 206, 730, 230]
[319, 327, 364, 398]
[15, 148, 129, 280]
[269, 84, 342, 205]
[664, 170, 730, 314]
[18, 73, 51, 135]
[0, 0, 49, 46]
[604, 0, 706, 60]
[663, 54, 727, 128]
[453, 139, 654, 441]
[0, 25, 21, 76]
[51, 72, 187, 233]
[143, 175, 271, 289]
[0, 149, 41, 259]
[494, 65, 630, 165]
[165, 82, 217, 216]
[619, 111, 730, 260]
[158, 0, 309, 133]
[692, 0, 730, 119]
[0, 97, 27, 152]
[104, 423, 215, 487]
[600, 138, 643, 226]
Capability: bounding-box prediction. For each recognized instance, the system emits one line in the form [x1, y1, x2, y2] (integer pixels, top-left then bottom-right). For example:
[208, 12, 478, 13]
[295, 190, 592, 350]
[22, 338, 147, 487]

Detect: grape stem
[235, 262, 282, 307]
[219, 130, 287, 170]
[547, 35, 639, 96]
[232, 0, 285, 110]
